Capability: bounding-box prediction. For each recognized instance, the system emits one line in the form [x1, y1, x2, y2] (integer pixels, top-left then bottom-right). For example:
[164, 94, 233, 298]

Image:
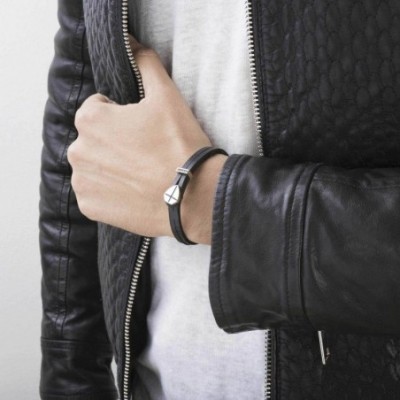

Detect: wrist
[179, 153, 228, 245]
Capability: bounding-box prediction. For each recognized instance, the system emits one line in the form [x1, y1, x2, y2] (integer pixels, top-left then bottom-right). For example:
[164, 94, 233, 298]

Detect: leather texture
[275, 328, 400, 400]
[83, 0, 139, 104]
[252, 0, 400, 168]
[208, 0, 400, 398]
[210, 156, 400, 334]
[39, 0, 400, 399]
[38, 0, 118, 398]
[83, 0, 151, 396]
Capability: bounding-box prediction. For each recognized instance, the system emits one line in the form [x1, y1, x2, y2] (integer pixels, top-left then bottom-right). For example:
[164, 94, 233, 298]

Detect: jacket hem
[39, 391, 118, 400]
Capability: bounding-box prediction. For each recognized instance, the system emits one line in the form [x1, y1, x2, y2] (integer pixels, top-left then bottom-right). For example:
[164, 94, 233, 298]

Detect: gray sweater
[128, 1, 265, 398]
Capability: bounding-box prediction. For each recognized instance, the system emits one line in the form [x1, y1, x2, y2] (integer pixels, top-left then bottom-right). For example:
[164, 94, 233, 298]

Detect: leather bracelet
[163, 146, 228, 245]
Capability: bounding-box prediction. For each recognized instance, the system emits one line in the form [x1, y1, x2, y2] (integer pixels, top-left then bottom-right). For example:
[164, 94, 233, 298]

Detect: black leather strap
[164, 146, 228, 245]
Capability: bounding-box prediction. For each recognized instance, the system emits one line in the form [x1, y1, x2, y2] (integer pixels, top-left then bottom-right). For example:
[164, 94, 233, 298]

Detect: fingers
[75, 93, 116, 135]
[79, 35, 173, 105]
[128, 33, 173, 96]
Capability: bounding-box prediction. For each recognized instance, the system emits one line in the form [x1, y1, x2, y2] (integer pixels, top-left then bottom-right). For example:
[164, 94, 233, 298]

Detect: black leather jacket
[39, 0, 400, 399]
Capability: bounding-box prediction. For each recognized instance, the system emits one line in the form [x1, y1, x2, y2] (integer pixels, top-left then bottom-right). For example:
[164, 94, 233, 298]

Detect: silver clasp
[176, 167, 193, 179]
[318, 330, 330, 365]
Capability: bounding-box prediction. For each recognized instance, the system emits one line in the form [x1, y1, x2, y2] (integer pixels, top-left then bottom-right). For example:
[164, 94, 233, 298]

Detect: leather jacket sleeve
[209, 154, 400, 336]
[38, 1, 118, 399]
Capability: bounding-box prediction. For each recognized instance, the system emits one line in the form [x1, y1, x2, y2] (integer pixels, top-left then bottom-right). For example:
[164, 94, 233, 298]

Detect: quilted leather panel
[82, 0, 144, 394]
[254, 0, 400, 168]
[276, 328, 322, 399]
[83, 0, 139, 104]
[277, 328, 400, 399]
[96, 224, 139, 368]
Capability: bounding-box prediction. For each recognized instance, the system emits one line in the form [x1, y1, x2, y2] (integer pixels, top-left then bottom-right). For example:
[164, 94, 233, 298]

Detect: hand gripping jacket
[39, 0, 400, 399]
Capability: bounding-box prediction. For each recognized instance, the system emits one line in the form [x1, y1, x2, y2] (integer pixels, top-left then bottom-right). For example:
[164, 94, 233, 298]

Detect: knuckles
[77, 198, 94, 220]
[70, 170, 85, 193]
[74, 102, 105, 131]
[66, 142, 80, 165]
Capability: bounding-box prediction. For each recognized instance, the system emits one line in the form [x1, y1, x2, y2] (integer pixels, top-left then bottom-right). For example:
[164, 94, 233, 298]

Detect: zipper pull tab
[318, 330, 330, 365]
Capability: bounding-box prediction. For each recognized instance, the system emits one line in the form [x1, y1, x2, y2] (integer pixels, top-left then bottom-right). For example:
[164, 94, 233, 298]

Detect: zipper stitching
[121, 1, 150, 399]
[245, 0, 273, 399]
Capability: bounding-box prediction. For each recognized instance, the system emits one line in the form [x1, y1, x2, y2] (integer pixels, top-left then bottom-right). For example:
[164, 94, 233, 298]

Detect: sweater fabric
[128, 1, 265, 399]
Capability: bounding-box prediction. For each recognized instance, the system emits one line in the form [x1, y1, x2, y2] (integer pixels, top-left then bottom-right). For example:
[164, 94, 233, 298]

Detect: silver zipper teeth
[121, 1, 150, 399]
[121, 2, 145, 99]
[245, 1, 272, 399]
[245, 0, 264, 158]
[122, 237, 151, 400]
[264, 330, 273, 399]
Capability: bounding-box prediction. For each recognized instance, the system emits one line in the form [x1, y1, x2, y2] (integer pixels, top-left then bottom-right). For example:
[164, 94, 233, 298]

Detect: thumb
[128, 34, 173, 96]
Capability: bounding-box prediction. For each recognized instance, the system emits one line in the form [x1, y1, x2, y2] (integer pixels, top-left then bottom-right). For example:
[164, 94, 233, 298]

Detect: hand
[67, 35, 227, 244]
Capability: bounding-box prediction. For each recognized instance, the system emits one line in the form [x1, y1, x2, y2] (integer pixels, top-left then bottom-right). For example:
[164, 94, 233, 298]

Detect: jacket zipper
[245, 1, 273, 399]
[245, 0, 263, 156]
[121, 1, 151, 400]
